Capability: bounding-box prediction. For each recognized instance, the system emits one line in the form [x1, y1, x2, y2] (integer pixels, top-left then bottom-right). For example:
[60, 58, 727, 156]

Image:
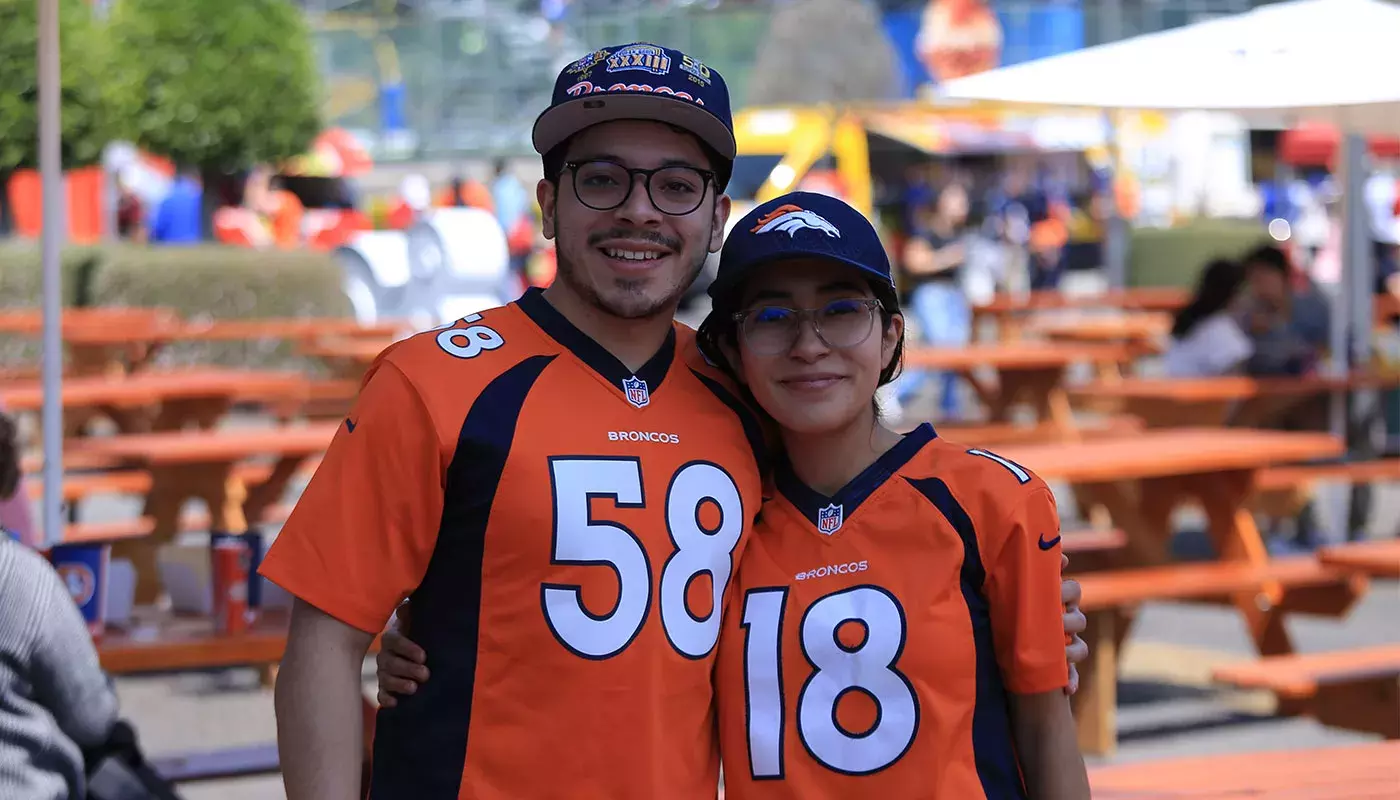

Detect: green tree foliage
[0, 0, 115, 173]
[106, 0, 324, 172]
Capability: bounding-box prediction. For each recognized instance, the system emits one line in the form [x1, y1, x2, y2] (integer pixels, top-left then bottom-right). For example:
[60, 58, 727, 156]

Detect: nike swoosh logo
[1038, 534, 1061, 551]
[345, 418, 357, 433]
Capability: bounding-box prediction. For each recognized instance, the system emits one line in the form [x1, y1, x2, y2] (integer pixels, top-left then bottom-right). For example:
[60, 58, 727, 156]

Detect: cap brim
[707, 253, 894, 304]
[533, 94, 736, 160]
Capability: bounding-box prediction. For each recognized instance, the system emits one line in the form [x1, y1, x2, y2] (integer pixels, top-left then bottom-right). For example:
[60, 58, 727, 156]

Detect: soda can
[50, 543, 111, 641]
[211, 538, 251, 635]
[211, 530, 264, 610]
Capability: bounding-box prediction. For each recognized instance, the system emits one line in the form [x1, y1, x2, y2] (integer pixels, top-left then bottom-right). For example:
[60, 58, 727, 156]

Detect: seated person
[1238, 244, 1328, 376]
[0, 410, 120, 800]
[1164, 258, 1253, 377]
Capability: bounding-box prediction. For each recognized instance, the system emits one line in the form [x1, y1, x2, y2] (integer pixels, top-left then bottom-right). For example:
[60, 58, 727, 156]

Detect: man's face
[1247, 264, 1288, 307]
[538, 120, 731, 320]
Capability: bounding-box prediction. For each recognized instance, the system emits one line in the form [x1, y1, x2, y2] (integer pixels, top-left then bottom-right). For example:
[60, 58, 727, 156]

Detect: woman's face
[729, 258, 903, 436]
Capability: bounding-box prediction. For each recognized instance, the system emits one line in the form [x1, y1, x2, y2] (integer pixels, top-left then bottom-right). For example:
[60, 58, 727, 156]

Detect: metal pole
[38, 0, 64, 548]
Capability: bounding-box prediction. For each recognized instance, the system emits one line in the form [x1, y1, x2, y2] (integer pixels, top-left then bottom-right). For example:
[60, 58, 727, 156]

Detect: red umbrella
[1279, 121, 1400, 166]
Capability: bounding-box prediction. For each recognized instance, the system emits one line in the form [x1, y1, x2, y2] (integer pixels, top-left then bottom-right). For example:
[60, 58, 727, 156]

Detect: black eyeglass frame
[562, 159, 717, 216]
[730, 298, 885, 354]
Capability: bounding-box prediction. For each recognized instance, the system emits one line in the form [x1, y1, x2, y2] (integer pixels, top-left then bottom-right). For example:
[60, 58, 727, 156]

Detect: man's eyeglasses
[731, 298, 884, 355]
[564, 159, 714, 216]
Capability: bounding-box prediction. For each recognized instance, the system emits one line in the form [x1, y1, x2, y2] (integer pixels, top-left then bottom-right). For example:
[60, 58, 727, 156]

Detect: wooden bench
[1212, 644, 1400, 739]
[1070, 557, 1367, 756]
[937, 415, 1142, 446]
[1319, 539, 1400, 579]
[1253, 458, 1400, 517]
[31, 460, 322, 504]
[59, 504, 294, 545]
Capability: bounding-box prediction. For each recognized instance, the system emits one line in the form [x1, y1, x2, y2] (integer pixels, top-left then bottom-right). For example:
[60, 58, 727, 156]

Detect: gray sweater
[0, 539, 120, 800]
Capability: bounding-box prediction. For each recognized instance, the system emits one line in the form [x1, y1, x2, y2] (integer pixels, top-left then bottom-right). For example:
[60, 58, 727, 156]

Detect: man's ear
[709, 193, 731, 253]
[537, 179, 558, 240]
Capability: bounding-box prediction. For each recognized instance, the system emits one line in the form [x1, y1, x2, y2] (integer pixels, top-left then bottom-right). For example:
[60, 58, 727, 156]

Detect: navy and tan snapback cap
[532, 43, 736, 161]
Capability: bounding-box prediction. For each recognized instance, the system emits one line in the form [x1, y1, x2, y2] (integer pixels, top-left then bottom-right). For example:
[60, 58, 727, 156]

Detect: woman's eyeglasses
[564, 159, 714, 216]
[732, 298, 883, 355]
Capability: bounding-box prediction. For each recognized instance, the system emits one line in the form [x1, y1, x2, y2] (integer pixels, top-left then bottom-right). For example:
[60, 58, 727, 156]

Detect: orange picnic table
[1318, 538, 1400, 579]
[0, 368, 311, 434]
[972, 287, 1189, 340]
[984, 428, 1361, 752]
[299, 337, 396, 380]
[905, 341, 1133, 428]
[1090, 740, 1400, 799]
[1070, 372, 1400, 427]
[67, 422, 339, 602]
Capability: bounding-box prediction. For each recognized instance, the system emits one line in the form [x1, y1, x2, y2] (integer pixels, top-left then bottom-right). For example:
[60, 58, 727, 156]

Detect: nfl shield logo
[817, 503, 844, 535]
[622, 375, 650, 409]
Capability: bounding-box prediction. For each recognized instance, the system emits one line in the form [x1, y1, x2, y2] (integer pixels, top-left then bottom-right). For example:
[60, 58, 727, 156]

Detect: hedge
[1128, 218, 1270, 288]
[0, 243, 351, 370]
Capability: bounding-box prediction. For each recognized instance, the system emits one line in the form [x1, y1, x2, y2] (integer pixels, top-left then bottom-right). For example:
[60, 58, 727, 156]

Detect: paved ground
[70, 270, 1400, 797]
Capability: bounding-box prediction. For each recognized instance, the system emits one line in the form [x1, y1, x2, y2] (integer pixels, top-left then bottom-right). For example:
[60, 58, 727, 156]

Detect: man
[261, 43, 1086, 800]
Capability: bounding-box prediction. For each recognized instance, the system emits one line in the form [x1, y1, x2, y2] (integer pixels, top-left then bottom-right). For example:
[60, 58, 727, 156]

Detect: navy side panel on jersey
[371, 354, 556, 798]
[906, 476, 1027, 800]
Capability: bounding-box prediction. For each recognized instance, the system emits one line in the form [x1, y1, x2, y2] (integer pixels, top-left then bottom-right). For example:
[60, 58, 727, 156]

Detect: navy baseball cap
[533, 43, 736, 161]
[708, 192, 896, 303]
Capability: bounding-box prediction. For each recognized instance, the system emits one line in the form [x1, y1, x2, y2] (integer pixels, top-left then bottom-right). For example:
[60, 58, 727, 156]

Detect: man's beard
[554, 222, 711, 321]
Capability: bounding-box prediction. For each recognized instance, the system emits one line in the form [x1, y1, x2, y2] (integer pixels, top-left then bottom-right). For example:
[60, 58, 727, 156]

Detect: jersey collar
[776, 423, 936, 534]
[516, 287, 676, 397]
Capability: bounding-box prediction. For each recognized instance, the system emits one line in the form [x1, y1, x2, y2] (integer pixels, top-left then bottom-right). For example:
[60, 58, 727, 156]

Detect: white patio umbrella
[38, 0, 64, 547]
[938, 0, 1400, 538]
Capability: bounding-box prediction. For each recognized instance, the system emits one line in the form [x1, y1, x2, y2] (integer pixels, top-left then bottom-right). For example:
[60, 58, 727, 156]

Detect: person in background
[149, 166, 203, 244]
[0, 404, 36, 548]
[1238, 244, 1329, 377]
[0, 410, 121, 800]
[894, 183, 973, 420]
[1163, 258, 1253, 377]
[491, 159, 534, 280]
[441, 168, 495, 213]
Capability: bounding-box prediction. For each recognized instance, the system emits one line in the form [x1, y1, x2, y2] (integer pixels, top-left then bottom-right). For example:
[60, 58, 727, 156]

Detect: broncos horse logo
[749, 204, 842, 238]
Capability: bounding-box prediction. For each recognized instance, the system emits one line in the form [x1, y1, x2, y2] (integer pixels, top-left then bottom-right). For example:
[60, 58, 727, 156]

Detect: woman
[895, 183, 973, 420]
[375, 194, 1090, 798]
[1163, 258, 1253, 378]
[0, 410, 121, 800]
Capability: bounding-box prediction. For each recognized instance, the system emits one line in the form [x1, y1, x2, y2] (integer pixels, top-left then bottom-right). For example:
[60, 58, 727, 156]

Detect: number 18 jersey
[715, 424, 1068, 800]
[260, 288, 766, 799]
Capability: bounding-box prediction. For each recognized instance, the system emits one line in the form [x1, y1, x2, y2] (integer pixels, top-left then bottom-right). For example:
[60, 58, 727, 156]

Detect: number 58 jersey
[260, 289, 766, 799]
[715, 424, 1068, 800]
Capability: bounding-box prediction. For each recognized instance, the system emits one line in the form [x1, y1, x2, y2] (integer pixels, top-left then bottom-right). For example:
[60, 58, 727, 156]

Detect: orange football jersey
[715, 424, 1068, 799]
[260, 288, 766, 799]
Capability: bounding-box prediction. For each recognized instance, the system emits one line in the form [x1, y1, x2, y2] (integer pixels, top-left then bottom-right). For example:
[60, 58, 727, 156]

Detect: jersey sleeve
[259, 361, 445, 634]
[981, 485, 1069, 694]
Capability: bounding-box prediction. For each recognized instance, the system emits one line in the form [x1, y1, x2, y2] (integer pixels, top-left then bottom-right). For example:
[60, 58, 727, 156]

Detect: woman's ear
[882, 312, 905, 366]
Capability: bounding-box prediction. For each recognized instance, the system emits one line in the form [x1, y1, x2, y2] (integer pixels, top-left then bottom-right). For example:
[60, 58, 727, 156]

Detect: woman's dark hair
[1171, 258, 1246, 340]
[696, 275, 906, 420]
[0, 412, 19, 502]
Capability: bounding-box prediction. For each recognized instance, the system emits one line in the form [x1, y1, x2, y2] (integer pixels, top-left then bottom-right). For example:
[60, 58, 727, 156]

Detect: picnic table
[1, 369, 310, 434]
[904, 341, 1132, 429]
[1070, 372, 1400, 428]
[299, 337, 395, 380]
[67, 422, 339, 602]
[1090, 740, 1400, 799]
[972, 287, 1188, 340]
[993, 428, 1363, 753]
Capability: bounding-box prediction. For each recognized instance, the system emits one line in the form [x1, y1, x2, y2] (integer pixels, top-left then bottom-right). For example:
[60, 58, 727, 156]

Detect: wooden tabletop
[0, 369, 310, 411]
[98, 609, 295, 674]
[1072, 372, 1400, 402]
[1318, 539, 1400, 579]
[66, 422, 340, 465]
[986, 428, 1344, 484]
[973, 287, 1190, 315]
[1089, 740, 1400, 798]
[178, 317, 409, 342]
[0, 306, 181, 335]
[1025, 312, 1172, 341]
[904, 341, 1133, 370]
[300, 337, 396, 362]
[1210, 644, 1400, 699]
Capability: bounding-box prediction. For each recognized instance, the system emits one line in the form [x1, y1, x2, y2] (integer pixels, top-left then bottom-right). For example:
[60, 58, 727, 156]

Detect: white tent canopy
[938, 0, 1400, 134]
